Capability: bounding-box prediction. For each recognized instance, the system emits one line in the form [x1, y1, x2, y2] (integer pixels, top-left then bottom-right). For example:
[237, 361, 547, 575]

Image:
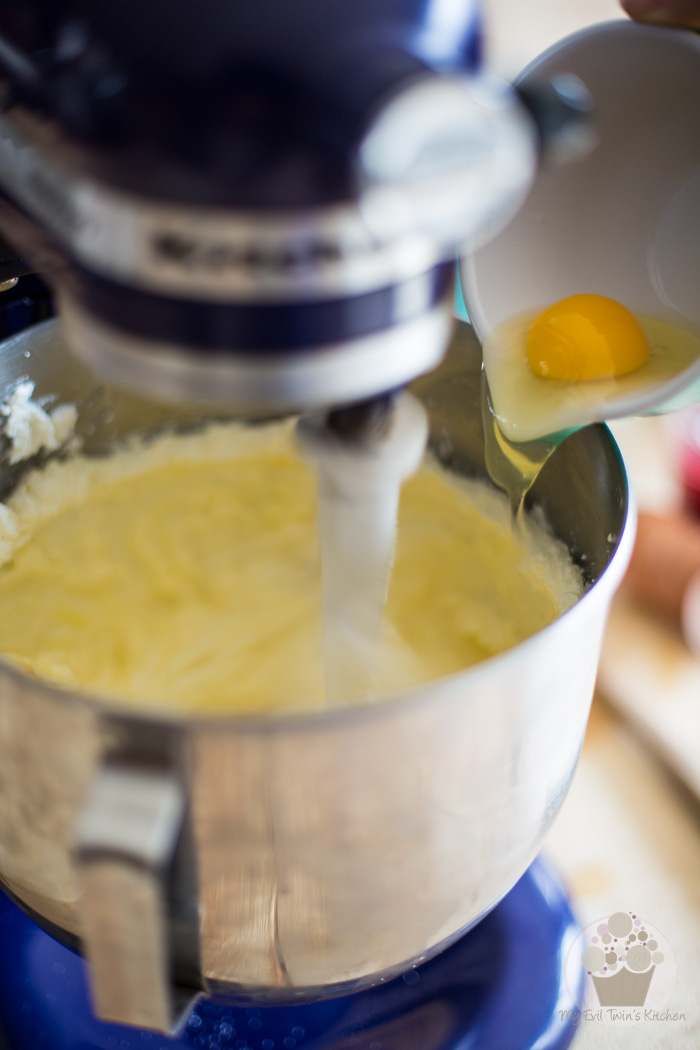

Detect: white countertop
[546, 695, 700, 1048]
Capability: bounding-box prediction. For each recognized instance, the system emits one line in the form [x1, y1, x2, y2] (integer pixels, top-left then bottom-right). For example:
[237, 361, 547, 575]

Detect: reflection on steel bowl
[0, 319, 634, 1033]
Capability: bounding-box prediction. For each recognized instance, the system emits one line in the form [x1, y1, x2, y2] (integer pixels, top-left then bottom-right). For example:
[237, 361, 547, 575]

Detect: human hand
[621, 0, 700, 27]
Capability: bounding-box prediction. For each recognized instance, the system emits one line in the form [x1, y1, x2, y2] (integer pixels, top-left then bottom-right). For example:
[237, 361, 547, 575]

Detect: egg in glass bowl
[482, 293, 700, 442]
[463, 21, 700, 445]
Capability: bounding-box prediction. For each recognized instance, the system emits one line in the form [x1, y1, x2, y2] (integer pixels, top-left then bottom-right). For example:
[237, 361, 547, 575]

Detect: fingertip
[621, 0, 700, 26]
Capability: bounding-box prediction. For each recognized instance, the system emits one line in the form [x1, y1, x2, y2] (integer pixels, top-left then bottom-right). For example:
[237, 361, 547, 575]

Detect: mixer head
[0, 0, 557, 412]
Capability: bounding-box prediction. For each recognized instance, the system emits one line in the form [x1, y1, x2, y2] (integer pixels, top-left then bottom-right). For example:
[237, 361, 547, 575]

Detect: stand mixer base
[0, 856, 582, 1050]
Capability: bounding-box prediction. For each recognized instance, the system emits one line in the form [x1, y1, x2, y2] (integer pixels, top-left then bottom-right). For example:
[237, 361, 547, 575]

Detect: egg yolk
[526, 294, 650, 381]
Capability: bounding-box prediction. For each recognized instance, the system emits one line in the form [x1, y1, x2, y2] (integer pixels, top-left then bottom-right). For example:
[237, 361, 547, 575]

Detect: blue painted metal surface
[0, 857, 583, 1050]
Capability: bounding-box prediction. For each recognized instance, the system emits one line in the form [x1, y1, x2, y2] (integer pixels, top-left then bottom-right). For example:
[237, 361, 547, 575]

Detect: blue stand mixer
[0, 2, 598, 1048]
[0, 858, 582, 1050]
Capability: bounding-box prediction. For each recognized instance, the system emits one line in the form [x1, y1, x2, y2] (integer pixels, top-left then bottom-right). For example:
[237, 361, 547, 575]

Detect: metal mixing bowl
[0, 318, 634, 1032]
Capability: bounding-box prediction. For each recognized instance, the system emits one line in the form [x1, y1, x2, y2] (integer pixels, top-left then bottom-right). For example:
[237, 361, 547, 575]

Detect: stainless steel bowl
[0, 318, 634, 1032]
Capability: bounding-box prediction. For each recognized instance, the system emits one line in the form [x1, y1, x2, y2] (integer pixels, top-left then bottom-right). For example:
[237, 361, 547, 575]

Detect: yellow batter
[0, 421, 582, 715]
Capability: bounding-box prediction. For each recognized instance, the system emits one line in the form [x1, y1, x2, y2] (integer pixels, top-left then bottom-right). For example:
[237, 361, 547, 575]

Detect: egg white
[482, 312, 700, 443]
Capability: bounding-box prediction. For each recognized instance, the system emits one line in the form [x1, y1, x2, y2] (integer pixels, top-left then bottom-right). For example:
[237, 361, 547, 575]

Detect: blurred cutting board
[598, 593, 700, 804]
[598, 417, 700, 806]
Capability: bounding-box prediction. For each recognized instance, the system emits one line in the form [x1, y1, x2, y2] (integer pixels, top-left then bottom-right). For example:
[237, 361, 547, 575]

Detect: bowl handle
[75, 760, 202, 1033]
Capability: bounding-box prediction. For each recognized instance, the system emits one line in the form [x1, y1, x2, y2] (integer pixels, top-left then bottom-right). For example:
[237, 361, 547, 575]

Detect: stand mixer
[0, 0, 544, 406]
[0, 3, 632, 1049]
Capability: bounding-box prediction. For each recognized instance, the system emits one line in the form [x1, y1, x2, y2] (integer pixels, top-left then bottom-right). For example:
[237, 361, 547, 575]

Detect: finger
[621, 0, 700, 26]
